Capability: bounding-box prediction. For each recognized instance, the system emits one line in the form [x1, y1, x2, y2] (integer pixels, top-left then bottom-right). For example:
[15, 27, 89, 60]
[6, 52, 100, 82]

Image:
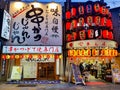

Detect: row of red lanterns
[66, 16, 113, 30]
[66, 30, 113, 42]
[68, 49, 118, 57]
[1, 54, 60, 60]
[66, 2, 111, 19]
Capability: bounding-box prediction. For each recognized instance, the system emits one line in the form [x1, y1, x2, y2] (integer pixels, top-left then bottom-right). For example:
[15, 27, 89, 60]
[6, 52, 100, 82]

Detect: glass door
[37, 63, 55, 80]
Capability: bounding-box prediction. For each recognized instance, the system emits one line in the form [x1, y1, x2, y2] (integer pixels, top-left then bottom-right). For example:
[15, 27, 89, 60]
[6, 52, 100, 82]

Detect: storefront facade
[2, 46, 62, 80]
[0, 1, 64, 81]
[64, 0, 119, 83]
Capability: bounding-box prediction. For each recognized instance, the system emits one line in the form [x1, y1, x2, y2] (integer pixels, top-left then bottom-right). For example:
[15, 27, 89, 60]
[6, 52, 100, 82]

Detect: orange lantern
[28, 54, 32, 59]
[102, 30, 108, 39]
[47, 54, 50, 59]
[78, 17, 84, 27]
[72, 32, 77, 41]
[87, 16, 93, 26]
[114, 50, 118, 56]
[78, 5, 84, 15]
[79, 30, 86, 40]
[15, 55, 20, 59]
[71, 19, 77, 29]
[76, 50, 81, 56]
[6, 55, 10, 59]
[2, 55, 6, 59]
[38, 54, 42, 59]
[94, 3, 100, 13]
[92, 49, 96, 56]
[81, 49, 85, 56]
[20, 54, 24, 59]
[87, 49, 91, 56]
[101, 17, 107, 26]
[70, 50, 74, 56]
[68, 50, 70, 56]
[10, 55, 15, 59]
[94, 16, 101, 26]
[100, 49, 105, 56]
[55, 55, 59, 59]
[66, 34, 72, 42]
[66, 10, 71, 20]
[87, 29, 94, 39]
[100, 6, 106, 15]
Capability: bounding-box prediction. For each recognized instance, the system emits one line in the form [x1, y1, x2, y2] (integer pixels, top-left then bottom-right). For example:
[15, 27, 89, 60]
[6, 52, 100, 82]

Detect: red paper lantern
[107, 19, 113, 29]
[67, 34, 72, 42]
[71, 19, 77, 29]
[101, 17, 107, 26]
[102, 30, 108, 39]
[55, 55, 59, 59]
[20, 54, 24, 59]
[79, 30, 86, 40]
[94, 16, 101, 26]
[78, 5, 84, 15]
[94, 3, 100, 13]
[87, 16, 93, 26]
[28, 54, 32, 59]
[108, 31, 113, 40]
[71, 7, 76, 17]
[106, 8, 109, 15]
[87, 29, 94, 39]
[47, 54, 50, 59]
[10, 55, 15, 59]
[100, 6, 106, 15]
[38, 55, 42, 59]
[78, 17, 84, 27]
[66, 22, 71, 30]
[2, 55, 6, 59]
[86, 4, 92, 14]
[66, 11, 71, 19]
[72, 32, 77, 41]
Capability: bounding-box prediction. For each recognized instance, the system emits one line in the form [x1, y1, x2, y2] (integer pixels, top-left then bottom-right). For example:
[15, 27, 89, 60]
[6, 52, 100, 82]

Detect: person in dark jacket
[79, 62, 84, 75]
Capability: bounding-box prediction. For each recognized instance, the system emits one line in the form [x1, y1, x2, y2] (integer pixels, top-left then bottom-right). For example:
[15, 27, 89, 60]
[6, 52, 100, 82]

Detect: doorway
[37, 63, 55, 80]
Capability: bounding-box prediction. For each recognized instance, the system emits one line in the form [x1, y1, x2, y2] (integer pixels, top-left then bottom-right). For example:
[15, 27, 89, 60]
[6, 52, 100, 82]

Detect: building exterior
[64, 0, 119, 84]
[0, 1, 64, 81]
[110, 7, 120, 51]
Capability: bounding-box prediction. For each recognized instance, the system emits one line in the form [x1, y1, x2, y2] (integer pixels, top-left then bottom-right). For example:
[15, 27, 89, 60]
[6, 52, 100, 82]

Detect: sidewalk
[0, 81, 120, 90]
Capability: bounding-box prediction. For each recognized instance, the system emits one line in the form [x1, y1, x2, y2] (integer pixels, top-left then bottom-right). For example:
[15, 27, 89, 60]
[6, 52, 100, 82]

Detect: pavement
[0, 81, 120, 90]
[0, 75, 120, 90]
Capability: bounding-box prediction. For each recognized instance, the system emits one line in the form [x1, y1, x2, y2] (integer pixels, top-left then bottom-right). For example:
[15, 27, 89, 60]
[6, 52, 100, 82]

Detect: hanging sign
[2, 46, 62, 54]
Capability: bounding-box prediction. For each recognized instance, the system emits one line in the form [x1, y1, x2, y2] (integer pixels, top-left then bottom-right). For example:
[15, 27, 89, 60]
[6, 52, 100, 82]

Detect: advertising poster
[10, 66, 22, 80]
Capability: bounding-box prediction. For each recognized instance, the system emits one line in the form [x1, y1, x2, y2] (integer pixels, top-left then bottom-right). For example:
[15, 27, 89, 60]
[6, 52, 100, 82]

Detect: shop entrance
[37, 63, 55, 80]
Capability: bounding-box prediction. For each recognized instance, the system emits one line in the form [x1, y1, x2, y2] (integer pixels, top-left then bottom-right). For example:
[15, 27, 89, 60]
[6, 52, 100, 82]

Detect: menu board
[10, 66, 22, 80]
[21, 61, 37, 78]
[111, 63, 120, 83]
[71, 63, 85, 85]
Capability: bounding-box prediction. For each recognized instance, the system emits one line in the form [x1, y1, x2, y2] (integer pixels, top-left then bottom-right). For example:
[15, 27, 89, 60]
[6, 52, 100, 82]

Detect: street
[0, 81, 120, 90]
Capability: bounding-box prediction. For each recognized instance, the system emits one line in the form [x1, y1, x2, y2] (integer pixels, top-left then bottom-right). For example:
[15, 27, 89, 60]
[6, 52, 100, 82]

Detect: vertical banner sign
[71, 63, 85, 85]
[8, 2, 62, 45]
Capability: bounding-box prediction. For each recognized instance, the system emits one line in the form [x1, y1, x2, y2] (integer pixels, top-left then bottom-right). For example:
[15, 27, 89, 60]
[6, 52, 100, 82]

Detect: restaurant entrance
[37, 63, 55, 80]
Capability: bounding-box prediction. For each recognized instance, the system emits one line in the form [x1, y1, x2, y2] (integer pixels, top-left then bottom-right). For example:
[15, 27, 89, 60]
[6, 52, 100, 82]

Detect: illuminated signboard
[8, 2, 62, 45]
[2, 46, 62, 54]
